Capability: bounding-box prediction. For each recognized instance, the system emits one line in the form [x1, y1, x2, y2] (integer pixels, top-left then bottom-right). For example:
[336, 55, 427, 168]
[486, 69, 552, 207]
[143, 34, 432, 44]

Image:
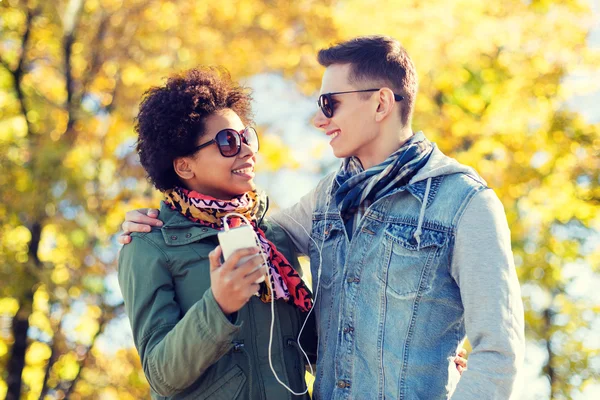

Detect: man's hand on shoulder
[118, 208, 163, 245]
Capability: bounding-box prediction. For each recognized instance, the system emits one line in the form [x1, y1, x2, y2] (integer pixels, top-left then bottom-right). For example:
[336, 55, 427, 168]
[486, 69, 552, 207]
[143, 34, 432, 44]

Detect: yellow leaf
[0, 341, 8, 357]
[51, 266, 70, 285]
[25, 341, 52, 365]
[58, 353, 80, 381]
[0, 298, 19, 316]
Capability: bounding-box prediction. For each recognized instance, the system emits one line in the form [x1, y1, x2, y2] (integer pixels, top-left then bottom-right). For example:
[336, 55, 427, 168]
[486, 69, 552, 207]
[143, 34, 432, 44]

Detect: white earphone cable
[222, 174, 334, 395]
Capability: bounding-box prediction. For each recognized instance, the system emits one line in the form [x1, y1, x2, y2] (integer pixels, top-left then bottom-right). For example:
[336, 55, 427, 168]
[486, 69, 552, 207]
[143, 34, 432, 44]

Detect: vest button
[170, 235, 177, 240]
[337, 380, 347, 388]
[185, 233, 192, 238]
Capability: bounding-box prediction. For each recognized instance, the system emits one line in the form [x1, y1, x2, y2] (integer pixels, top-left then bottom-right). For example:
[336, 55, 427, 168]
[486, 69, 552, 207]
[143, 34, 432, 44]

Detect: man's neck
[355, 126, 413, 170]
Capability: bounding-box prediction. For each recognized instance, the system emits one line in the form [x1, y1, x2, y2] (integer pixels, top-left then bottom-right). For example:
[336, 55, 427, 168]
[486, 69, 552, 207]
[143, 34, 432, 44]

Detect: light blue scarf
[334, 132, 433, 237]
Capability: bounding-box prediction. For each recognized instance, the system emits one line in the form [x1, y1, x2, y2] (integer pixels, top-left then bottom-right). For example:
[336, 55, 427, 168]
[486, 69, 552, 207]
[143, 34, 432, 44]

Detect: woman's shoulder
[260, 218, 285, 241]
[120, 230, 171, 265]
[129, 229, 169, 250]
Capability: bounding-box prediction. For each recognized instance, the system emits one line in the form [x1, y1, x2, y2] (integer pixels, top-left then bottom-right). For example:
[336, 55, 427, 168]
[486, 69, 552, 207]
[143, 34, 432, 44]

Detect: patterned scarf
[335, 132, 434, 237]
[164, 187, 313, 312]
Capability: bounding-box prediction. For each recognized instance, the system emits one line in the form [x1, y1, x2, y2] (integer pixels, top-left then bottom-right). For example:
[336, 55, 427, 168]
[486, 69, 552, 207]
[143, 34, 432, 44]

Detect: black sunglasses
[317, 88, 404, 118]
[194, 126, 259, 157]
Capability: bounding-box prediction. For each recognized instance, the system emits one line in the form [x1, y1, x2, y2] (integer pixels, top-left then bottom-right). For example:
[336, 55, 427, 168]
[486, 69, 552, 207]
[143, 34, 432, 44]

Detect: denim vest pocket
[381, 223, 446, 297]
[310, 216, 343, 289]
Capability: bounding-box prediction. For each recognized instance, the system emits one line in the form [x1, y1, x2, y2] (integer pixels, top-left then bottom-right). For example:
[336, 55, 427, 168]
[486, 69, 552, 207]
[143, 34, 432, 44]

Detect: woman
[118, 67, 315, 399]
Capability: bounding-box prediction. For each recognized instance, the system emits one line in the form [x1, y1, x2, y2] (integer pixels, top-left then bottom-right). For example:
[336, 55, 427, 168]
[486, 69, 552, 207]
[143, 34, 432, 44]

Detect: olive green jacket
[118, 201, 315, 399]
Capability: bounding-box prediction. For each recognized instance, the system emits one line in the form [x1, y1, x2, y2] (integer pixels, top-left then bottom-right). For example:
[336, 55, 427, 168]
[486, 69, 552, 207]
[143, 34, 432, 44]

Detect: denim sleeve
[118, 235, 241, 396]
[270, 187, 316, 256]
[450, 189, 525, 399]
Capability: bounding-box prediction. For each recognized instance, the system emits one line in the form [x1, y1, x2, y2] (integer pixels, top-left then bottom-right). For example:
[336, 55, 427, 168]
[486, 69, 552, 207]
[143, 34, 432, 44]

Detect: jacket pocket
[381, 223, 446, 297]
[309, 216, 343, 289]
[193, 364, 246, 400]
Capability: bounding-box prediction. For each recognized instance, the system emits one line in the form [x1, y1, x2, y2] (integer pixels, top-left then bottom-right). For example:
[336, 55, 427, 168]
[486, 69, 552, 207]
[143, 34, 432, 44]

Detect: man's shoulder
[441, 172, 488, 191]
[313, 172, 337, 196]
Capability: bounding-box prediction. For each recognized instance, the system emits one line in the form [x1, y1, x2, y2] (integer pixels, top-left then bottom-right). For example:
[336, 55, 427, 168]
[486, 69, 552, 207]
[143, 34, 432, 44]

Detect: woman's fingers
[222, 248, 260, 273]
[243, 263, 267, 284]
[246, 283, 261, 298]
[209, 246, 223, 271]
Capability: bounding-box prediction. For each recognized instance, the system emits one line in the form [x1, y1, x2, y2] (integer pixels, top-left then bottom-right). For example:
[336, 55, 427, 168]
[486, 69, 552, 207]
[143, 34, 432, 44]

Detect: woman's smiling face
[175, 108, 257, 199]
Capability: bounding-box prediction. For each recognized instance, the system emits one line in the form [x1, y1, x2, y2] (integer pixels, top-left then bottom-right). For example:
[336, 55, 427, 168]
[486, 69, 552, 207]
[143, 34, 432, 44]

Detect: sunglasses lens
[216, 129, 240, 157]
[319, 95, 333, 118]
[242, 127, 259, 153]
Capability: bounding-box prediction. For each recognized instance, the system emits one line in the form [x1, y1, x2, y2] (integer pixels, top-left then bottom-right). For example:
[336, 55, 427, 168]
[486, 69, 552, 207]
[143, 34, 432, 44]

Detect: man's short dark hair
[317, 35, 417, 125]
[135, 67, 253, 191]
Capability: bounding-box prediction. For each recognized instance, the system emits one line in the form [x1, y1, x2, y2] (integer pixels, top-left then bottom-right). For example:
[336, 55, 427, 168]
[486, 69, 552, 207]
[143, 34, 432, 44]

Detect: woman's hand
[454, 348, 468, 375]
[118, 208, 162, 244]
[208, 246, 266, 316]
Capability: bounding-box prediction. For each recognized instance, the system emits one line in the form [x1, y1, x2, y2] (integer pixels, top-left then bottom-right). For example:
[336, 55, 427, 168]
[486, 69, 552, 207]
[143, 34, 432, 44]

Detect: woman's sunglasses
[317, 88, 404, 118]
[194, 126, 259, 157]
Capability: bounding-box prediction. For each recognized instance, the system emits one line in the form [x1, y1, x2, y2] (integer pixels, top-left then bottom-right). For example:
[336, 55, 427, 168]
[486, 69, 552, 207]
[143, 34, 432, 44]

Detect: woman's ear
[375, 88, 396, 122]
[173, 157, 194, 180]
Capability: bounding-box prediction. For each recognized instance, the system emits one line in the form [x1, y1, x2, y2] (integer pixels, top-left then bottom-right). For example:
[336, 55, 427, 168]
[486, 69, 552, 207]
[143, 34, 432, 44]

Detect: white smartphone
[218, 225, 265, 283]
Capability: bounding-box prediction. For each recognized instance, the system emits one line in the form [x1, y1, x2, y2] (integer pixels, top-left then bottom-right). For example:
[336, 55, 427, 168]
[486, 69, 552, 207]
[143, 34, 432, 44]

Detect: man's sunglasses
[318, 88, 404, 118]
[194, 126, 259, 157]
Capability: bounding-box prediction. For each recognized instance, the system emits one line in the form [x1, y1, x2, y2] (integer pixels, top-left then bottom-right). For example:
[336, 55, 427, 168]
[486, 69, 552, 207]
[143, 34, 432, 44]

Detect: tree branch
[63, 306, 116, 398]
[0, 56, 13, 73]
[80, 12, 111, 99]
[62, 0, 85, 143]
[11, 7, 41, 137]
[39, 317, 65, 400]
[544, 307, 556, 399]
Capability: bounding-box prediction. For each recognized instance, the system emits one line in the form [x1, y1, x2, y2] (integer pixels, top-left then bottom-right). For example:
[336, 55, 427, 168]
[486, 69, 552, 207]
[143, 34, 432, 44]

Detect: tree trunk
[5, 222, 42, 400]
[544, 307, 556, 399]
[5, 299, 32, 400]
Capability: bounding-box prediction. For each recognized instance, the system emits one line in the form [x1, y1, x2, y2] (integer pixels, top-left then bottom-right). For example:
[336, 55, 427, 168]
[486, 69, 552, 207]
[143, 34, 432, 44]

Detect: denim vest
[309, 172, 487, 400]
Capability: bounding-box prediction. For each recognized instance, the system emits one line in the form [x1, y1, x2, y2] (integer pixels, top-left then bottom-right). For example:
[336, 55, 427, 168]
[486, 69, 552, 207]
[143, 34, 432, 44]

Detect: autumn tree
[0, 0, 336, 398]
[1, 0, 599, 399]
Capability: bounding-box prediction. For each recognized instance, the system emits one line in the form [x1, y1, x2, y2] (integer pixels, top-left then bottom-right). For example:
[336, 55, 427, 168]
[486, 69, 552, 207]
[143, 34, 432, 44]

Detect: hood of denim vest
[409, 143, 487, 186]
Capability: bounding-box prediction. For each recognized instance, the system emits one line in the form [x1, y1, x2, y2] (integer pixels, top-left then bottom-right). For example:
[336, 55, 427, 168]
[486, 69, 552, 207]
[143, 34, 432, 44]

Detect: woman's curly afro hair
[135, 67, 253, 191]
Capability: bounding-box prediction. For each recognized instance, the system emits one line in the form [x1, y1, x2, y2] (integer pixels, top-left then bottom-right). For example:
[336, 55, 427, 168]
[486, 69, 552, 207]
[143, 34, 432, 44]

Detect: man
[120, 36, 524, 399]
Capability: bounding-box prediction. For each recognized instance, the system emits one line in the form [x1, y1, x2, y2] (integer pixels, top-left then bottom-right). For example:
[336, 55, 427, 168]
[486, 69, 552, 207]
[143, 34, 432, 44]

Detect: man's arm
[450, 189, 525, 399]
[270, 187, 316, 256]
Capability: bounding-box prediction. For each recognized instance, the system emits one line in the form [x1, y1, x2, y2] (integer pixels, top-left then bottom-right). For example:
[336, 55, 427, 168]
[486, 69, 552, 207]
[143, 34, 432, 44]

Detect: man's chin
[332, 146, 351, 160]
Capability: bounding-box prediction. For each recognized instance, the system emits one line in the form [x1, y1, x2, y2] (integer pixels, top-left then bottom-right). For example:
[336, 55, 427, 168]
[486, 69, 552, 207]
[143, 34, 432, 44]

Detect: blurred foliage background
[0, 0, 599, 399]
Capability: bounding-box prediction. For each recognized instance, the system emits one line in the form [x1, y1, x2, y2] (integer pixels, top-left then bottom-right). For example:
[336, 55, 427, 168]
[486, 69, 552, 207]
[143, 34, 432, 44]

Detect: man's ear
[173, 157, 194, 180]
[375, 88, 397, 122]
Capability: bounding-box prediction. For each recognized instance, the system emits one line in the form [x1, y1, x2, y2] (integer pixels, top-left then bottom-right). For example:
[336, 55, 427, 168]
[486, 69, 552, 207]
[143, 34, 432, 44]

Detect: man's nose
[312, 109, 329, 129]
